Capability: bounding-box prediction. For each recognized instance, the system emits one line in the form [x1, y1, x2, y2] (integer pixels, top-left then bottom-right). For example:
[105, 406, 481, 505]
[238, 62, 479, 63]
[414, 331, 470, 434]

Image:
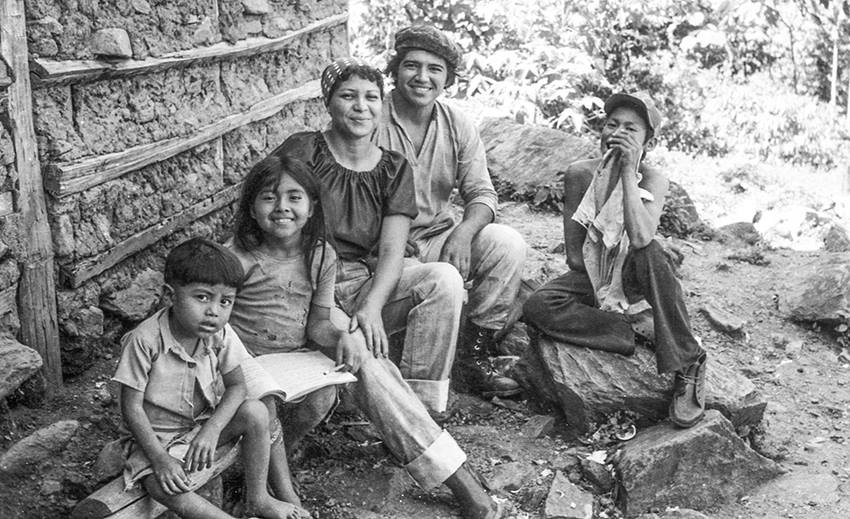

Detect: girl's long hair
[232, 154, 333, 286]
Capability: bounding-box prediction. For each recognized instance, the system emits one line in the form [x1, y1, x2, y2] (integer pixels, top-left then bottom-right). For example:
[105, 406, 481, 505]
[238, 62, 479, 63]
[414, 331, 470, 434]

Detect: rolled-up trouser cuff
[406, 378, 449, 413]
[405, 429, 467, 490]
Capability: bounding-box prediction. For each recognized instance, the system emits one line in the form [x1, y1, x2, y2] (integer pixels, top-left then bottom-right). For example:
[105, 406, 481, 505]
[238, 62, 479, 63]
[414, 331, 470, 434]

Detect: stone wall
[23, 0, 347, 376]
[26, 0, 347, 60]
[0, 122, 21, 339]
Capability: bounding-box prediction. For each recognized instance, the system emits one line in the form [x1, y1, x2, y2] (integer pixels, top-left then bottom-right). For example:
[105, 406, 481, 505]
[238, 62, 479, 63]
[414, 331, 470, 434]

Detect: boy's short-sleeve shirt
[227, 242, 338, 356]
[112, 308, 251, 433]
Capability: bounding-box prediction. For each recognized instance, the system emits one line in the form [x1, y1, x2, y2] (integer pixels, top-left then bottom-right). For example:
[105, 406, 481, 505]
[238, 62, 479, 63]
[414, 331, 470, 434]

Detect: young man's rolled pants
[523, 239, 703, 374]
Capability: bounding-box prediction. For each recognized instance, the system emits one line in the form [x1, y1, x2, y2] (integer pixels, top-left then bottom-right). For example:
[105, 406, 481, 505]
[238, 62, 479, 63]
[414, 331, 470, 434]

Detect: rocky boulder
[100, 268, 164, 322]
[780, 253, 850, 324]
[658, 181, 709, 239]
[0, 338, 43, 401]
[479, 117, 597, 210]
[0, 420, 79, 476]
[613, 411, 784, 517]
[519, 334, 766, 433]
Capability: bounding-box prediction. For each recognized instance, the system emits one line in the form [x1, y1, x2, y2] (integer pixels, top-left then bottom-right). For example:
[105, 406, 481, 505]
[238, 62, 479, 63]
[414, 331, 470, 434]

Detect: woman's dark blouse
[272, 131, 418, 261]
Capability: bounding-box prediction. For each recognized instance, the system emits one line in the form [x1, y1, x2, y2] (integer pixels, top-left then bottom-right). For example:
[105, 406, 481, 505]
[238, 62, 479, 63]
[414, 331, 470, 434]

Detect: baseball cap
[604, 92, 662, 133]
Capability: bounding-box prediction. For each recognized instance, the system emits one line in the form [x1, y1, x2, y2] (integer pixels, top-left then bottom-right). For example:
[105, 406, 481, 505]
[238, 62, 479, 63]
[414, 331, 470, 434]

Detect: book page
[242, 350, 357, 403]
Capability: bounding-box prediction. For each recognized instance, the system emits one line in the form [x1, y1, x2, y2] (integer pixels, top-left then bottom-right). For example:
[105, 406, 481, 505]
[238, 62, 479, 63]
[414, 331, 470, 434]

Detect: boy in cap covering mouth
[374, 25, 528, 400]
[523, 92, 708, 428]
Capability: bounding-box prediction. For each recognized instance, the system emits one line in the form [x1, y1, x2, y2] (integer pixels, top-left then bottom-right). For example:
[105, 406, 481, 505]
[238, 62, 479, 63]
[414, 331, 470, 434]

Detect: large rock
[658, 181, 707, 239]
[522, 335, 766, 433]
[0, 420, 79, 476]
[823, 224, 850, 252]
[479, 118, 597, 206]
[780, 253, 850, 324]
[0, 338, 43, 401]
[100, 268, 164, 322]
[613, 411, 784, 517]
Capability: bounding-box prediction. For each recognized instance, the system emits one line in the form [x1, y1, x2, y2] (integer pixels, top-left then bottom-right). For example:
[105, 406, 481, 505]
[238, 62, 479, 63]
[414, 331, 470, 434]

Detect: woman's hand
[184, 425, 220, 473]
[151, 454, 192, 495]
[348, 301, 388, 358]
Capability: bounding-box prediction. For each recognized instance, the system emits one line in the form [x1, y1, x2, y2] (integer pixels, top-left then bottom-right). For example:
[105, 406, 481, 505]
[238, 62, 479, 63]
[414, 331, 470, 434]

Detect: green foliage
[351, 0, 850, 169]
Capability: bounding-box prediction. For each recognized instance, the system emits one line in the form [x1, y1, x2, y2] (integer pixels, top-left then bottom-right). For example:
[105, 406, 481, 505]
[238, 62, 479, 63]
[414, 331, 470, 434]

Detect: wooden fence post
[0, 0, 63, 392]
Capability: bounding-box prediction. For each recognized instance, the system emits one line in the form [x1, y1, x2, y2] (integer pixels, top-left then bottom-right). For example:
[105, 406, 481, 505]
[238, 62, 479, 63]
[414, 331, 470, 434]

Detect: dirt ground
[2, 157, 850, 518]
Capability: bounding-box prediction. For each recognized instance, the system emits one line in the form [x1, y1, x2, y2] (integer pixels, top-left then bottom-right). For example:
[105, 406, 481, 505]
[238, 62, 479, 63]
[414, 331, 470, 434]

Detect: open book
[241, 350, 357, 403]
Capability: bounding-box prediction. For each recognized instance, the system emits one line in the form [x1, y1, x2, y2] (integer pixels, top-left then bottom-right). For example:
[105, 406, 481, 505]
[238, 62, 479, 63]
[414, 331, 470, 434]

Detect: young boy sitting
[523, 92, 708, 428]
[113, 237, 309, 519]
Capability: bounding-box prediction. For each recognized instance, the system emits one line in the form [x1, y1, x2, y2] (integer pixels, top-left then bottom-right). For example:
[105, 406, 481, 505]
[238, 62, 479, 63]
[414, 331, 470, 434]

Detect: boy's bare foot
[245, 496, 311, 519]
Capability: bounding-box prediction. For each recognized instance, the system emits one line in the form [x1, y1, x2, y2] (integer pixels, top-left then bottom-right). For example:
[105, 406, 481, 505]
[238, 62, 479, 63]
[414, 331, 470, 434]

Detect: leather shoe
[669, 352, 708, 428]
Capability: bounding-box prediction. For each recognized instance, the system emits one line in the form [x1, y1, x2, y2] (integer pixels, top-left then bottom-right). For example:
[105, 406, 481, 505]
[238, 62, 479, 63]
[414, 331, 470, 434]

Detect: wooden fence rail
[30, 14, 347, 86]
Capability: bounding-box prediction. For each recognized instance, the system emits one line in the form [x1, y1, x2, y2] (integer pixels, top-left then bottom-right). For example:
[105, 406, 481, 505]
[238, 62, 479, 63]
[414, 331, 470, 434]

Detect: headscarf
[320, 57, 379, 105]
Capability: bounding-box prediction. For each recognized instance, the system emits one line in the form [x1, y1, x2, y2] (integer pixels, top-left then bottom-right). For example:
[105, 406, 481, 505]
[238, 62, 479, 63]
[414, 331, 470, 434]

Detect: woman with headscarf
[268, 59, 502, 519]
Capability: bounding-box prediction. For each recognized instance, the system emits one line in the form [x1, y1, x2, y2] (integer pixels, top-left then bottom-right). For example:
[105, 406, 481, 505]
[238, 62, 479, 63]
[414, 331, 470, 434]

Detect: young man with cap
[374, 24, 528, 398]
[522, 92, 708, 428]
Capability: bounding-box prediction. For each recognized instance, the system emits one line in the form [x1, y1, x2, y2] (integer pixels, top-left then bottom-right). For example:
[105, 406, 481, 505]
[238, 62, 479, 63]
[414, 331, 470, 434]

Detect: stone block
[613, 411, 784, 517]
[90, 28, 133, 58]
[101, 268, 164, 322]
[780, 253, 850, 324]
[698, 300, 745, 334]
[0, 420, 79, 476]
[524, 335, 766, 433]
[0, 338, 43, 401]
[242, 0, 272, 15]
[544, 470, 593, 519]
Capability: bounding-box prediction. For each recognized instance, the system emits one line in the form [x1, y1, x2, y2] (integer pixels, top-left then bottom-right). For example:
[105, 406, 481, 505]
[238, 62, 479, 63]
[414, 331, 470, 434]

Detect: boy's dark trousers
[523, 240, 702, 373]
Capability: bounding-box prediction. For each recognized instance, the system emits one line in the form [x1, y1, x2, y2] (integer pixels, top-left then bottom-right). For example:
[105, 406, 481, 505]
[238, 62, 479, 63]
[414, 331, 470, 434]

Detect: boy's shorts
[121, 425, 202, 491]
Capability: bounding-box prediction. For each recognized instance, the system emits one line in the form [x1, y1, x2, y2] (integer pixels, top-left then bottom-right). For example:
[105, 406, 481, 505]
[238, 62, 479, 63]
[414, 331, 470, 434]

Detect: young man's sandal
[669, 352, 708, 428]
